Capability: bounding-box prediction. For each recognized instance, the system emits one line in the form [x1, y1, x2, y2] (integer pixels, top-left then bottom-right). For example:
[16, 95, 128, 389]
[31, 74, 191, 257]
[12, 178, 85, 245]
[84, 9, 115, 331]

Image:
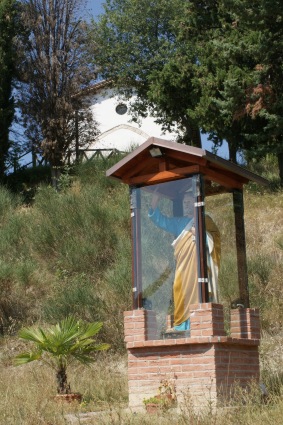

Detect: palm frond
[15, 315, 110, 395]
[14, 351, 42, 366]
[19, 327, 47, 345]
[78, 322, 103, 340]
[16, 316, 109, 367]
[91, 343, 110, 351]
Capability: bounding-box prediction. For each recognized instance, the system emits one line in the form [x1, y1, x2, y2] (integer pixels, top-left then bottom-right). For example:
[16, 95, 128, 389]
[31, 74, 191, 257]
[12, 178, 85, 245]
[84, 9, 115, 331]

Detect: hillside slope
[0, 158, 282, 350]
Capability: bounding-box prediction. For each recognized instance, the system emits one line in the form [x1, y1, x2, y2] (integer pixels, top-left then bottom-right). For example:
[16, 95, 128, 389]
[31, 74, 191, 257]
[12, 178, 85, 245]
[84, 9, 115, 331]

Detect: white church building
[83, 80, 179, 156]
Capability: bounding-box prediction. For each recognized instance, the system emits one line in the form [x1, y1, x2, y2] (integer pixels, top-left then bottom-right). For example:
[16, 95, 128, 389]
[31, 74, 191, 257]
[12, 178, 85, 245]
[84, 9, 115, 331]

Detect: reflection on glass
[136, 177, 221, 339]
[205, 191, 240, 328]
[140, 184, 175, 338]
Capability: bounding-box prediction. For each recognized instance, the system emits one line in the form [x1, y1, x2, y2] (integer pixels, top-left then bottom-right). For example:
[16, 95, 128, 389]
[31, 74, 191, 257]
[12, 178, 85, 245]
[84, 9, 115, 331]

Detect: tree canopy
[90, 0, 202, 147]
[187, 0, 283, 174]
[18, 0, 98, 185]
[0, 0, 18, 179]
[90, 0, 283, 183]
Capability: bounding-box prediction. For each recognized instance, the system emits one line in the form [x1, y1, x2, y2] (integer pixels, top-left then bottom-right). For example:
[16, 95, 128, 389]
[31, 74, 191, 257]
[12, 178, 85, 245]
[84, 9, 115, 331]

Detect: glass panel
[205, 190, 240, 332]
[132, 178, 241, 339]
[139, 177, 199, 339]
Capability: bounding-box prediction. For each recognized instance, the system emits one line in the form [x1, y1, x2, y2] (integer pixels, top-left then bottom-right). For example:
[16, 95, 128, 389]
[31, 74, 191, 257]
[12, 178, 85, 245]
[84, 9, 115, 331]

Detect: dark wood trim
[121, 156, 156, 180]
[159, 158, 170, 172]
[200, 166, 244, 189]
[233, 190, 250, 307]
[127, 165, 200, 185]
[193, 175, 209, 303]
[130, 187, 143, 309]
[168, 149, 208, 167]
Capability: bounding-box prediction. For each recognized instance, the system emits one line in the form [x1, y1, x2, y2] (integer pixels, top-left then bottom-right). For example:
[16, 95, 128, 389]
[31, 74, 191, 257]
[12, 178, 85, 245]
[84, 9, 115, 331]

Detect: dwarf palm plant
[15, 316, 110, 394]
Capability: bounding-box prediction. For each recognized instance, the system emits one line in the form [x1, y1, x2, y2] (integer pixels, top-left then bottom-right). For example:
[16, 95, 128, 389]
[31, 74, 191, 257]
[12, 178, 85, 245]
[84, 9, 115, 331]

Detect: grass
[0, 336, 129, 424]
[244, 190, 283, 331]
[0, 159, 132, 349]
[1, 338, 283, 424]
[0, 158, 282, 337]
[0, 156, 282, 423]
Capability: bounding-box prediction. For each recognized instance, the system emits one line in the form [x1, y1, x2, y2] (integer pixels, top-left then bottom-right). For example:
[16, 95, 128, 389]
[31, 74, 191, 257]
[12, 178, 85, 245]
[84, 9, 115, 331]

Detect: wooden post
[193, 174, 209, 303]
[130, 187, 142, 309]
[233, 189, 250, 307]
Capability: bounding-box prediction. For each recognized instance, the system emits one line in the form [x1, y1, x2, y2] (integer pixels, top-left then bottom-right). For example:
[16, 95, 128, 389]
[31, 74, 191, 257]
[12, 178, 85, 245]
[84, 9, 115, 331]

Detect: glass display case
[106, 137, 268, 341]
[130, 175, 240, 339]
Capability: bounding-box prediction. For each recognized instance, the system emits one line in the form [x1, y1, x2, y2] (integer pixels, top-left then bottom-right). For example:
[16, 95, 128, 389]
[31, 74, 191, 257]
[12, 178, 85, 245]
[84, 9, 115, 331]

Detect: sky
[84, 1, 105, 20]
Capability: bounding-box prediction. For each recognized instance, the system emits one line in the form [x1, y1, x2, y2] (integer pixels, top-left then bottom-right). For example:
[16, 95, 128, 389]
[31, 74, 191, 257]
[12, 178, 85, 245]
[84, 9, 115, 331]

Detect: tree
[15, 316, 110, 395]
[90, 0, 202, 147]
[185, 0, 283, 180]
[227, 0, 283, 184]
[0, 0, 18, 179]
[89, 0, 256, 156]
[91, 0, 283, 182]
[18, 0, 98, 187]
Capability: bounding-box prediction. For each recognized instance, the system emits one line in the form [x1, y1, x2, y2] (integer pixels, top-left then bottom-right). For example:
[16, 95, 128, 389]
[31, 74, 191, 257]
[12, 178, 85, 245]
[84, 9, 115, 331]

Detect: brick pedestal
[230, 308, 260, 339]
[124, 303, 260, 412]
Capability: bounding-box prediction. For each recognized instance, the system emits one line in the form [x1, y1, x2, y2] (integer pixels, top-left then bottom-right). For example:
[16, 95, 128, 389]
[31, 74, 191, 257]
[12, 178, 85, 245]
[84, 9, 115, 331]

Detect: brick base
[124, 304, 260, 411]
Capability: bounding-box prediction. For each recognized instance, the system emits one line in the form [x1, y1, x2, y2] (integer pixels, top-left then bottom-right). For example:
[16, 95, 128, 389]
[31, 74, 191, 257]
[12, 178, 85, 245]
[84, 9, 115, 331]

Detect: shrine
[106, 137, 268, 411]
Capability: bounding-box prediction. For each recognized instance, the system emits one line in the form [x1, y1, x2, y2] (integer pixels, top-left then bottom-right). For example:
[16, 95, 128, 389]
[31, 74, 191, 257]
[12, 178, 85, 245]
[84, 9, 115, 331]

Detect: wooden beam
[204, 181, 231, 196]
[127, 165, 200, 185]
[121, 155, 156, 180]
[168, 150, 208, 167]
[233, 190, 250, 308]
[200, 166, 244, 190]
[159, 158, 169, 172]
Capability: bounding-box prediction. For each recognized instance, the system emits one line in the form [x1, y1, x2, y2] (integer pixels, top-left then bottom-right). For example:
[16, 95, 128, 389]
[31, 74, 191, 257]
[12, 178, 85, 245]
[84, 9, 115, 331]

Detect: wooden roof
[106, 137, 269, 194]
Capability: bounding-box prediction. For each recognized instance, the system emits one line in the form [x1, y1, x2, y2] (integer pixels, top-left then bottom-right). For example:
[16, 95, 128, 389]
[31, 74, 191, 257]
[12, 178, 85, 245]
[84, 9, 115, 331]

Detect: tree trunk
[228, 142, 237, 163]
[32, 145, 37, 168]
[0, 154, 6, 181]
[56, 366, 70, 394]
[51, 165, 62, 190]
[75, 109, 80, 164]
[50, 152, 64, 190]
[0, 128, 9, 181]
[181, 123, 202, 148]
[277, 151, 283, 187]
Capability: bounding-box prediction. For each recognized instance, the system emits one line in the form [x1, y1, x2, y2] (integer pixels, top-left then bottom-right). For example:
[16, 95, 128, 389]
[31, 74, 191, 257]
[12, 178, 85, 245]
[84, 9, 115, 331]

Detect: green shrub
[0, 186, 19, 218]
[0, 156, 281, 345]
[43, 274, 105, 322]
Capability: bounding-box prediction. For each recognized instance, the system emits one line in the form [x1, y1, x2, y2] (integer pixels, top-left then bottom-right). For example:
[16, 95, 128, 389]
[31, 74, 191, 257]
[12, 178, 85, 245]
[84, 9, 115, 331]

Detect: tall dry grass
[1, 336, 283, 425]
[244, 189, 283, 331]
[0, 159, 132, 350]
[0, 336, 128, 424]
[0, 157, 282, 340]
[0, 156, 282, 423]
